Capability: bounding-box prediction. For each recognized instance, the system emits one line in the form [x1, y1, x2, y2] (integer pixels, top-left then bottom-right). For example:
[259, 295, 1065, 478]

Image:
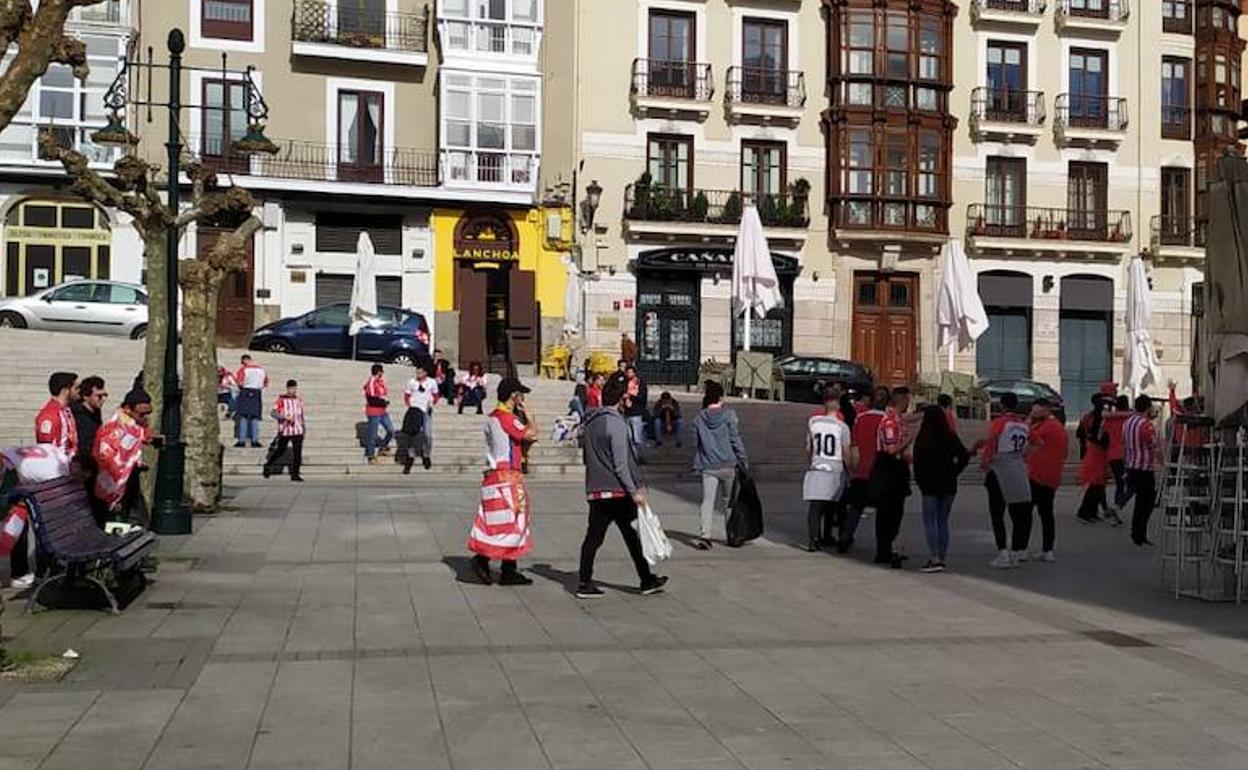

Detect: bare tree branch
[0, 0, 107, 133]
[50, 33, 87, 79]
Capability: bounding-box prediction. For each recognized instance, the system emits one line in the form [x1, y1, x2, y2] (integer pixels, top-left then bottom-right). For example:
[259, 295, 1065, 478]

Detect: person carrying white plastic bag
[635, 503, 673, 565]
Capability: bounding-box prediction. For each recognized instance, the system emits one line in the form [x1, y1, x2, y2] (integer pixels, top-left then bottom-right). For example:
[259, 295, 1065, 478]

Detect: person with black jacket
[912, 405, 970, 572]
[624, 364, 649, 456]
[71, 376, 107, 472]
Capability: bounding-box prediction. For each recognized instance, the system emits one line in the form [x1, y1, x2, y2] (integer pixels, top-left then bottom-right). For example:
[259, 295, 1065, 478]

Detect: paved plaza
[2, 478, 1248, 770]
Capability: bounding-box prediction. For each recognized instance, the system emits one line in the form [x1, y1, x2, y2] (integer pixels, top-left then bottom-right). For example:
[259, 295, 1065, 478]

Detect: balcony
[292, 0, 429, 67]
[970, 87, 1046, 142]
[1148, 215, 1205, 262]
[725, 67, 806, 125]
[630, 59, 714, 120]
[1054, 94, 1128, 146]
[191, 136, 439, 187]
[1056, 0, 1130, 32]
[441, 149, 537, 194]
[966, 204, 1132, 259]
[0, 124, 121, 171]
[970, 0, 1046, 26]
[622, 184, 810, 244]
[830, 199, 948, 253]
[1161, 105, 1191, 140]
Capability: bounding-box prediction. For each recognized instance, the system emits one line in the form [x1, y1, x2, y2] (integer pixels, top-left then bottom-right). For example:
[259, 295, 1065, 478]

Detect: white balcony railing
[439, 18, 541, 58]
[441, 149, 538, 191]
[0, 123, 121, 168]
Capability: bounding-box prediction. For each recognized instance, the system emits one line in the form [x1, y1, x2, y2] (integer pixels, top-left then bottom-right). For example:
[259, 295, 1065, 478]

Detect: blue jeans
[921, 493, 956, 561]
[366, 413, 394, 458]
[652, 415, 683, 445]
[235, 417, 260, 445]
[627, 415, 645, 448]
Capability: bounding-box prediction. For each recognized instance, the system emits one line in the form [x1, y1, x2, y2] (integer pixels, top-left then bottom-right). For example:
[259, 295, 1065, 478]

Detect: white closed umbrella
[562, 254, 582, 334]
[936, 240, 990, 368]
[348, 231, 379, 338]
[1124, 255, 1163, 396]
[731, 204, 783, 351]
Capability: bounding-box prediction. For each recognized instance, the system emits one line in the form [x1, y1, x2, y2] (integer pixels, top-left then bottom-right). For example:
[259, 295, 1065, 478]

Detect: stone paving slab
[2, 480, 1248, 769]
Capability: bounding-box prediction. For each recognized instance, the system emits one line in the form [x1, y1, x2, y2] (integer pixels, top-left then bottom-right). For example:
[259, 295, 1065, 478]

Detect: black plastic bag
[264, 437, 293, 475]
[726, 466, 764, 546]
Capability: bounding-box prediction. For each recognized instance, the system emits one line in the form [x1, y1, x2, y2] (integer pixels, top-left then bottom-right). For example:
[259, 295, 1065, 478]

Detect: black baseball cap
[497, 377, 531, 403]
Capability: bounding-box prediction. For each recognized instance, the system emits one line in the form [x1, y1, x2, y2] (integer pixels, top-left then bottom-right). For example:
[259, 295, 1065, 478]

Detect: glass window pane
[40, 90, 74, 119]
[43, 65, 74, 88]
[443, 0, 468, 16]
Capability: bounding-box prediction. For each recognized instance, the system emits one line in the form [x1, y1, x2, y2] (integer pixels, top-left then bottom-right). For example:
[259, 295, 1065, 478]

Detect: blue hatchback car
[248, 303, 432, 367]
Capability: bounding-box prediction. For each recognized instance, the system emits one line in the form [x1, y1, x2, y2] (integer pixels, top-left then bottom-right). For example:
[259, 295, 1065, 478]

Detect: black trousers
[807, 500, 843, 547]
[986, 471, 1031, 551]
[1029, 481, 1057, 552]
[578, 497, 654, 585]
[874, 496, 906, 559]
[1128, 469, 1157, 544]
[266, 435, 304, 477]
[1077, 484, 1107, 519]
[1110, 460, 1133, 509]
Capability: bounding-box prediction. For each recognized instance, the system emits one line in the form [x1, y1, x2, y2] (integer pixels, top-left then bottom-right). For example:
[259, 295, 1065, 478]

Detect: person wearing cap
[467, 377, 538, 585]
[1026, 398, 1068, 562]
[93, 389, 158, 524]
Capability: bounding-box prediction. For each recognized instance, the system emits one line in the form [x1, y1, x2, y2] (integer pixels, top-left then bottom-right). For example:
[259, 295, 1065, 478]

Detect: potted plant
[759, 193, 782, 226]
[691, 190, 710, 222]
[630, 172, 652, 219]
[722, 190, 743, 223]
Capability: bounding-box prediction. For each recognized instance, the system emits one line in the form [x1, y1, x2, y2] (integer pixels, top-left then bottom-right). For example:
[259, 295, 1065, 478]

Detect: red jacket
[850, 410, 885, 481]
[363, 375, 389, 417]
[35, 398, 77, 456]
[1027, 416, 1069, 489]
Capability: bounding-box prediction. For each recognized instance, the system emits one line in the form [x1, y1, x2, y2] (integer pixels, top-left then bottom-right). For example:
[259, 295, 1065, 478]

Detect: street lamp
[93, 29, 277, 535]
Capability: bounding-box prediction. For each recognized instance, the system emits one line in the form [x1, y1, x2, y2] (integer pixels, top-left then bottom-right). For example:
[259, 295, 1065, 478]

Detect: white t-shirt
[803, 413, 851, 501]
[0, 444, 70, 484]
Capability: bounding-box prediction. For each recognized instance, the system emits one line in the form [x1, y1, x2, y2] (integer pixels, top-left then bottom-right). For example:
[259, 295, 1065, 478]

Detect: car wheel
[389, 351, 418, 368]
[0, 311, 27, 329]
[264, 339, 293, 354]
[130, 323, 147, 340]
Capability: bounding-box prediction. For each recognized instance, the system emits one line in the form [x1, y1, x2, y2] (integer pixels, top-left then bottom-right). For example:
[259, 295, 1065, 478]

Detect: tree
[0, 1, 101, 133]
[39, 136, 259, 511]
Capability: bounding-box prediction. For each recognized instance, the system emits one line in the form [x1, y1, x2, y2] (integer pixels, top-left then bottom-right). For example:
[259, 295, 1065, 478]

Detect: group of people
[219, 354, 307, 481]
[567, 362, 684, 452]
[4, 372, 156, 589]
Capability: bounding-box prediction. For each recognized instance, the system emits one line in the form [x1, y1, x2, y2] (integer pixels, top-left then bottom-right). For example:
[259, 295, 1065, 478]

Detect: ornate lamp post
[92, 29, 277, 535]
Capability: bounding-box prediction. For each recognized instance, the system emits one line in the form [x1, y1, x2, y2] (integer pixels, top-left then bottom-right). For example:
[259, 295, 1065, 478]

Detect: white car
[0, 279, 151, 339]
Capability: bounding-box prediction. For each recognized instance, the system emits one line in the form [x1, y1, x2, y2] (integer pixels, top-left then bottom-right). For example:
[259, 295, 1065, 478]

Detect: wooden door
[455, 261, 487, 369]
[507, 265, 537, 366]
[851, 272, 918, 386]
[200, 227, 255, 347]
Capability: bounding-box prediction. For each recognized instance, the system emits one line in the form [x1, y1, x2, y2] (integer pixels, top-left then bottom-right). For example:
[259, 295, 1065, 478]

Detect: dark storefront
[634, 248, 798, 386]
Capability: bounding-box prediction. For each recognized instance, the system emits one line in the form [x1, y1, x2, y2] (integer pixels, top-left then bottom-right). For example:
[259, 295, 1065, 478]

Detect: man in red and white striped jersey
[264, 380, 305, 482]
[1123, 394, 1160, 547]
[35, 371, 79, 457]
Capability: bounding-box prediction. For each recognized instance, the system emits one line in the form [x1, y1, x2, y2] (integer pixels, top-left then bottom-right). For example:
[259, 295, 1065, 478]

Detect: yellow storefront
[2, 199, 112, 297]
[432, 206, 571, 370]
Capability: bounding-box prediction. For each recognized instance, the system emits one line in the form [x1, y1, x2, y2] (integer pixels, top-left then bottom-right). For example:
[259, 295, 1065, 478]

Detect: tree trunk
[182, 271, 225, 512]
[140, 231, 170, 507]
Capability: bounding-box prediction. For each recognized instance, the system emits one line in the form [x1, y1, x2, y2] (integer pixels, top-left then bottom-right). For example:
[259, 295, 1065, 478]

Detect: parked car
[777, 355, 874, 404]
[0, 279, 151, 339]
[248, 303, 432, 367]
[982, 378, 1067, 423]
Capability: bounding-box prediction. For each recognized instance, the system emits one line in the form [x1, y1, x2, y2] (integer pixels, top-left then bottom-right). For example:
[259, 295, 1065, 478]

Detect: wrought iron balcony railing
[1151, 214, 1206, 248]
[726, 66, 806, 109]
[972, 87, 1045, 125]
[631, 58, 714, 101]
[1057, 0, 1130, 21]
[624, 185, 809, 228]
[292, 0, 429, 53]
[980, 0, 1047, 12]
[193, 136, 440, 186]
[1055, 94, 1129, 131]
[967, 204, 1132, 242]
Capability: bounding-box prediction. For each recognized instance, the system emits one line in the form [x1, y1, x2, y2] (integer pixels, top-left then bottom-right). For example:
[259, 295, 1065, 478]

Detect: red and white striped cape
[0, 444, 70, 556]
[273, 395, 306, 437]
[467, 468, 532, 560]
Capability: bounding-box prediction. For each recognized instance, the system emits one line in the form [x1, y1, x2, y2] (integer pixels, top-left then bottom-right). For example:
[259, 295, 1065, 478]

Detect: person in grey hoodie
[576, 373, 669, 599]
[692, 380, 749, 549]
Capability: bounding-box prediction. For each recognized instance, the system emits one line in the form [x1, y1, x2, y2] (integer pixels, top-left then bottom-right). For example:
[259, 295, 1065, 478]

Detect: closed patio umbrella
[936, 240, 990, 368]
[1124, 255, 1163, 397]
[731, 204, 782, 351]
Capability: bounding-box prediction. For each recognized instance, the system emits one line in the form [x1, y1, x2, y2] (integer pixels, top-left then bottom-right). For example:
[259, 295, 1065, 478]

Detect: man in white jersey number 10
[803, 388, 858, 552]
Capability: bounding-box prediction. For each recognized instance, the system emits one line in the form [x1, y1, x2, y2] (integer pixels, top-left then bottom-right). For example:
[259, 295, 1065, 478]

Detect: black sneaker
[499, 571, 533, 586]
[470, 555, 492, 585]
[234, 442, 245, 448]
[262, 466, 272, 479]
[291, 475, 304, 482]
[576, 583, 604, 599]
[423, 456, 432, 470]
[640, 575, 668, 595]
[250, 442, 263, 449]
[803, 542, 820, 553]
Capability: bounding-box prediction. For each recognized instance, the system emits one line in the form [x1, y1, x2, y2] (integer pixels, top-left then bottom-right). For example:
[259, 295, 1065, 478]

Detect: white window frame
[190, 0, 266, 54]
[437, 0, 543, 62]
[326, 77, 396, 183]
[439, 69, 541, 190]
[188, 68, 264, 175]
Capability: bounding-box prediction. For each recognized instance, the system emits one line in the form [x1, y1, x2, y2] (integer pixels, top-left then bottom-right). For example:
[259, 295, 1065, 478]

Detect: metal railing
[967, 204, 1132, 242]
[1057, 0, 1130, 21]
[972, 87, 1045, 125]
[191, 136, 439, 186]
[1055, 94, 1129, 131]
[624, 185, 810, 228]
[977, 0, 1047, 13]
[292, 0, 429, 53]
[726, 67, 806, 108]
[438, 16, 541, 57]
[832, 198, 947, 233]
[1161, 105, 1192, 139]
[1151, 214, 1206, 247]
[631, 58, 714, 101]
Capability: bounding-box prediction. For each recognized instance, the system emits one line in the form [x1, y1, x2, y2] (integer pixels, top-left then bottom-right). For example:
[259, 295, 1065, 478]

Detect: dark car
[777, 356, 874, 404]
[983, 378, 1067, 423]
[248, 303, 431, 367]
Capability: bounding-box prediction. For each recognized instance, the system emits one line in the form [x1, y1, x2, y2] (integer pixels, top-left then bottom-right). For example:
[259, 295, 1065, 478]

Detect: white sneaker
[990, 551, 1015, 569]
[1012, 551, 1029, 563]
[9, 572, 35, 589]
[1038, 551, 1057, 563]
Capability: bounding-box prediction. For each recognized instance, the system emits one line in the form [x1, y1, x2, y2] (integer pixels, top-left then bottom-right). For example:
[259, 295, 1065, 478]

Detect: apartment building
[553, 0, 829, 386]
[948, 0, 1239, 405]
[0, 1, 140, 301]
[76, 0, 571, 368]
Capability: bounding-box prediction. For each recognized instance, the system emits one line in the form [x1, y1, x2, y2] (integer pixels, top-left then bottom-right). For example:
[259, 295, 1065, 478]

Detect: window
[439, 0, 542, 57]
[50, 283, 97, 302]
[1163, 0, 1191, 33]
[101, 284, 142, 305]
[742, 18, 787, 103]
[1068, 49, 1108, 128]
[1161, 57, 1190, 139]
[0, 36, 123, 165]
[337, 0, 386, 42]
[1068, 0, 1108, 17]
[985, 157, 1026, 234]
[1160, 167, 1191, 244]
[203, 79, 249, 172]
[338, 90, 384, 182]
[647, 11, 695, 97]
[315, 213, 402, 255]
[1068, 162, 1108, 238]
[883, 131, 908, 225]
[647, 134, 693, 192]
[202, 0, 254, 41]
[986, 41, 1027, 120]
[441, 72, 539, 187]
[741, 141, 785, 201]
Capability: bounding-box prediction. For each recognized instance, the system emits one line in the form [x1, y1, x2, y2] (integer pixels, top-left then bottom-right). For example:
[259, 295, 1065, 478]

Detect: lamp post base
[151, 440, 191, 534]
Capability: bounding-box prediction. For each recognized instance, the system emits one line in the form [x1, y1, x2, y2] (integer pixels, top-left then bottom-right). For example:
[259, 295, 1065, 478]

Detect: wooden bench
[11, 477, 157, 615]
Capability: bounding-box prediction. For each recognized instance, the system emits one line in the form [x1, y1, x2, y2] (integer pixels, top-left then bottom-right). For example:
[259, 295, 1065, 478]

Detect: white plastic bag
[635, 504, 673, 566]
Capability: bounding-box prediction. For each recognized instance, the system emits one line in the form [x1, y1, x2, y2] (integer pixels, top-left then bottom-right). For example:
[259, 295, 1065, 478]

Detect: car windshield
[780, 358, 815, 375]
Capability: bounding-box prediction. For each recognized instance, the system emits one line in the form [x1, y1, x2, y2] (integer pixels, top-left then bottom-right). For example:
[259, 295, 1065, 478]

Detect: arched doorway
[1059, 274, 1113, 413]
[976, 271, 1033, 380]
[3, 199, 111, 296]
